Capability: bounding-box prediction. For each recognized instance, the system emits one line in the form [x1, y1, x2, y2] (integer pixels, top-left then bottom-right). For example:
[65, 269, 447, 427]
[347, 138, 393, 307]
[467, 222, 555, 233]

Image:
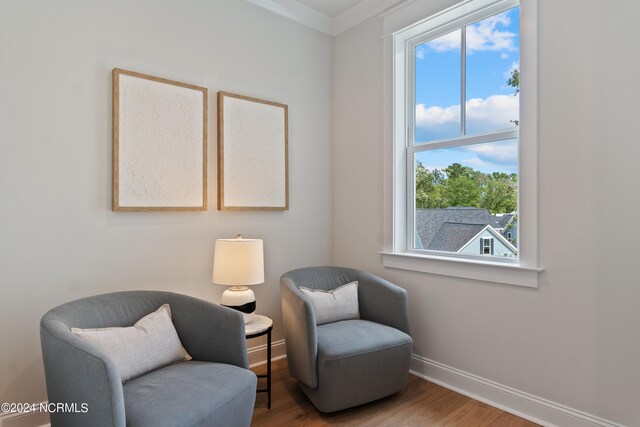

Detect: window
[481, 237, 494, 255]
[408, 1, 520, 262]
[384, 0, 540, 287]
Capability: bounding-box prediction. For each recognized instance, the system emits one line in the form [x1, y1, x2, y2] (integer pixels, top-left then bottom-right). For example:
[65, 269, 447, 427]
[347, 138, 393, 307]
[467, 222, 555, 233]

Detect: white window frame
[381, 0, 542, 287]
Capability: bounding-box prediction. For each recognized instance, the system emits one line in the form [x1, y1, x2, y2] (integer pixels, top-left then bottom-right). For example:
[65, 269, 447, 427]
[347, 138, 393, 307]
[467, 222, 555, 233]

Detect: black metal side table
[245, 314, 273, 409]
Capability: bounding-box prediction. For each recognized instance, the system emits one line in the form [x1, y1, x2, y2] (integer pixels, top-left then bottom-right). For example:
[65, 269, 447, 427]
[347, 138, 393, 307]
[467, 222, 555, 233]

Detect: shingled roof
[427, 222, 486, 252]
[415, 207, 514, 250]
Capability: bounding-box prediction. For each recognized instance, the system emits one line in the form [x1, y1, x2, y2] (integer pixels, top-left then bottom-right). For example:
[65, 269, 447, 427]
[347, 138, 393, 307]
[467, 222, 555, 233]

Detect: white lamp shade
[212, 238, 264, 286]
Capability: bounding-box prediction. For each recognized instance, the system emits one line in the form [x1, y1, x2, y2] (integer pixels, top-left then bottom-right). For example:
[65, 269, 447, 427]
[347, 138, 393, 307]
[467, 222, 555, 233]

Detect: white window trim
[381, 0, 542, 288]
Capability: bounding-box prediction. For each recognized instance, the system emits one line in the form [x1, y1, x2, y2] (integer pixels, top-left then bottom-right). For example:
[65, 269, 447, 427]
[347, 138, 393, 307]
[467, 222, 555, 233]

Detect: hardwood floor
[251, 359, 539, 426]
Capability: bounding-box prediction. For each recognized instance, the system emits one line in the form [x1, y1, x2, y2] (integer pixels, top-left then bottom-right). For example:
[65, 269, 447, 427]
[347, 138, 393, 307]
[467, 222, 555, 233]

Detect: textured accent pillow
[71, 304, 192, 382]
[300, 281, 360, 325]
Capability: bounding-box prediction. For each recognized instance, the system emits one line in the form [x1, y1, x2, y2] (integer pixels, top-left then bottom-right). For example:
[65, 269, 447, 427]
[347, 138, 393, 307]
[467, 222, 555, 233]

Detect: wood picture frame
[112, 68, 208, 211]
[217, 91, 289, 211]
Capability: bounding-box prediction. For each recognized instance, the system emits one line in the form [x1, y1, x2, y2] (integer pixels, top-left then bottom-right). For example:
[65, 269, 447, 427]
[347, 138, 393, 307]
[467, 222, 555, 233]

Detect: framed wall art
[112, 68, 208, 211]
[217, 91, 288, 211]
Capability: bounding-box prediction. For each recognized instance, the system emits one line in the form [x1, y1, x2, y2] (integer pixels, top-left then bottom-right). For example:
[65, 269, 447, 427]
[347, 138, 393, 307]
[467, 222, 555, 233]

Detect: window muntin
[407, 3, 520, 262]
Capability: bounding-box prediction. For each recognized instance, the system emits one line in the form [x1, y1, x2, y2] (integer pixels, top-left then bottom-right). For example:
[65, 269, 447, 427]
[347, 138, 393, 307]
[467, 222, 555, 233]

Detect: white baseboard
[248, 339, 286, 368]
[410, 354, 624, 427]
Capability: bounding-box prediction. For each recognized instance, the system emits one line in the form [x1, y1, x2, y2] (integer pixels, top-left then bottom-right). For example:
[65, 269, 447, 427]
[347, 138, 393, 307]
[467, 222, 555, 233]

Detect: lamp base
[220, 286, 256, 324]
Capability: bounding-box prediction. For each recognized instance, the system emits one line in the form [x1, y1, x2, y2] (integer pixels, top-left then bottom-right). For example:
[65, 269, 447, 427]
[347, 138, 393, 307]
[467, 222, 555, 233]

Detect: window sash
[405, 13, 519, 149]
[406, 138, 520, 262]
[402, 1, 520, 262]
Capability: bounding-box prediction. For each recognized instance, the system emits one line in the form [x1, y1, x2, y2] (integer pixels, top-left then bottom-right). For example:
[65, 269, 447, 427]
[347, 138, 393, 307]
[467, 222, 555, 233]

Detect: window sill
[379, 252, 543, 288]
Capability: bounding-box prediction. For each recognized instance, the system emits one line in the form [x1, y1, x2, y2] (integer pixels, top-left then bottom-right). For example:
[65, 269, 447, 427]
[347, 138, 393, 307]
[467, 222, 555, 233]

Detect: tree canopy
[509, 66, 520, 126]
[415, 162, 517, 214]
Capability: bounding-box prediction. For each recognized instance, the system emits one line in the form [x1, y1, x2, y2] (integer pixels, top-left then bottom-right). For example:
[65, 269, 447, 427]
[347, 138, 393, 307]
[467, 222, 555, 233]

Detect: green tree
[508, 67, 520, 126]
[415, 161, 517, 214]
[481, 177, 517, 214]
[415, 162, 445, 208]
[444, 175, 481, 207]
[507, 67, 519, 94]
[444, 163, 475, 180]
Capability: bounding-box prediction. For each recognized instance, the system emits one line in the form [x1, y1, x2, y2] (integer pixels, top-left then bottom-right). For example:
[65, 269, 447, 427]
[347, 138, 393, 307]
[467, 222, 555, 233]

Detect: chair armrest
[168, 295, 249, 368]
[40, 320, 125, 427]
[357, 272, 411, 335]
[280, 277, 318, 388]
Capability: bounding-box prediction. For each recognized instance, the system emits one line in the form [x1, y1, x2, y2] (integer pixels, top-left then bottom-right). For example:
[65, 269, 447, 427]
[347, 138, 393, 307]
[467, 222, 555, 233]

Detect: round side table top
[245, 314, 273, 336]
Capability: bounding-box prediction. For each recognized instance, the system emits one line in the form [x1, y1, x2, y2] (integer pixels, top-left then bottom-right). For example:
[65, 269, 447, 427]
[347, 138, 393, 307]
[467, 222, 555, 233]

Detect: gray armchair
[40, 291, 256, 427]
[281, 267, 412, 412]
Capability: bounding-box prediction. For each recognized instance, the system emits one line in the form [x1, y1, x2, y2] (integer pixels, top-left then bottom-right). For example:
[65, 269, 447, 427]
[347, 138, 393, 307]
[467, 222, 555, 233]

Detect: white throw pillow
[71, 304, 192, 382]
[300, 281, 360, 325]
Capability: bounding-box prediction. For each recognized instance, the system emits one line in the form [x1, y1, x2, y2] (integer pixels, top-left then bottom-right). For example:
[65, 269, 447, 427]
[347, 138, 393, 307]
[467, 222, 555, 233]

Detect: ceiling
[296, 0, 365, 18]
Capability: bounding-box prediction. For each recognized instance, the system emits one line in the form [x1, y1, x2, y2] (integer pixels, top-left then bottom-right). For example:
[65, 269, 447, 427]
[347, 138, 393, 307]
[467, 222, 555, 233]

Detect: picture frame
[217, 91, 288, 211]
[112, 68, 208, 211]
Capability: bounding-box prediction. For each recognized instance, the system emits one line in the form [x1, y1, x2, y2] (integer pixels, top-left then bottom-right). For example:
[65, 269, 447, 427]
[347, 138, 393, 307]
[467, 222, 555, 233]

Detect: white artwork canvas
[218, 92, 288, 210]
[113, 69, 207, 211]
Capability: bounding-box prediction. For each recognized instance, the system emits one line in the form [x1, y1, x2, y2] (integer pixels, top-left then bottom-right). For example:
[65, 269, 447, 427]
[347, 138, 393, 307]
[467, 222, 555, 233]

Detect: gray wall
[333, 1, 639, 425]
[0, 0, 333, 405]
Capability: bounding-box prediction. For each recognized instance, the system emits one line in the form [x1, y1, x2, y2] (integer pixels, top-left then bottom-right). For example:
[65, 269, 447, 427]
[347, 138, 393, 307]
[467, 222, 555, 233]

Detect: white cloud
[466, 13, 517, 54]
[465, 93, 519, 132]
[424, 29, 461, 52]
[465, 140, 517, 165]
[416, 93, 519, 134]
[415, 104, 460, 126]
[416, 46, 425, 60]
[422, 12, 517, 55]
[500, 53, 508, 59]
[461, 157, 485, 166]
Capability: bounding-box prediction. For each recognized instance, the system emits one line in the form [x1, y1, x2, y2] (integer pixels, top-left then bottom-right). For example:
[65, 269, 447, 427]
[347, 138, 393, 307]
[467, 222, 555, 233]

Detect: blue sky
[414, 6, 519, 175]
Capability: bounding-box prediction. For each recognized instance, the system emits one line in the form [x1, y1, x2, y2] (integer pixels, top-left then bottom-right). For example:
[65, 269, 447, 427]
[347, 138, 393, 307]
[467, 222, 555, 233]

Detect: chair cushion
[71, 304, 191, 382]
[300, 281, 360, 325]
[306, 319, 413, 412]
[123, 361, 257, 427]
[317, 319, 411, 361]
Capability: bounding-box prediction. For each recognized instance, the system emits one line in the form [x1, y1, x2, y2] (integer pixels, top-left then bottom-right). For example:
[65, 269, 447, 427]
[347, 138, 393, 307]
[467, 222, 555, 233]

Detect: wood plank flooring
[251, 359, 539, 426]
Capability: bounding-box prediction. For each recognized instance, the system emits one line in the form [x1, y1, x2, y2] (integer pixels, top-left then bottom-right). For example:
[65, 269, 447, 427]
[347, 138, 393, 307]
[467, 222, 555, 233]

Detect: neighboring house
[501, 215, 518, 245]
[415, 207, 518, 258]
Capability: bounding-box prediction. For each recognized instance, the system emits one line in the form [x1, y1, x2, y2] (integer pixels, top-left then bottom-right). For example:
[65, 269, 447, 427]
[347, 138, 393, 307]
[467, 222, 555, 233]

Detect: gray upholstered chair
[280, 267, 412, 412]
[40, 291, 256, 427]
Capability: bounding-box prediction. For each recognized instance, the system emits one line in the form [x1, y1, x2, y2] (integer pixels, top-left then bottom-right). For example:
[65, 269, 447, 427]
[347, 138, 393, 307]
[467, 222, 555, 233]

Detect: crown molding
[332, 0, 405, 35]
[246, 0, 333, 34]
[246, 0, 404, 36]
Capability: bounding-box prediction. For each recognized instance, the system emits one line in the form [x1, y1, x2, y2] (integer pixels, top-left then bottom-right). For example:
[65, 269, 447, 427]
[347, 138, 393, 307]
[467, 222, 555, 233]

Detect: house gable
[458, 225, 518, 258]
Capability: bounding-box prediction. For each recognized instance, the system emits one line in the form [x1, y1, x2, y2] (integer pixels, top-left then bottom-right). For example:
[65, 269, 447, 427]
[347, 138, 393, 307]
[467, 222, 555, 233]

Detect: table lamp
[212, 235, 264, 324]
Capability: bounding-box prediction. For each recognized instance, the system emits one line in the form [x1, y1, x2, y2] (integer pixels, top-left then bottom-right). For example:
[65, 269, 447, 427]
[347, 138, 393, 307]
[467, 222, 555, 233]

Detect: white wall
[3, 0, 640, 425]
[333, 1, 640, 426]
[0, 0, 333, 409]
